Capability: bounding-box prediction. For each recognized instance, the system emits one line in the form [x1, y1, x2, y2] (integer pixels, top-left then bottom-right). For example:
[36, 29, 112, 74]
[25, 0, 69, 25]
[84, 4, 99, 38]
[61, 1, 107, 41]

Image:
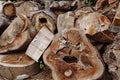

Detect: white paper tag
[26, 27, 54, 62]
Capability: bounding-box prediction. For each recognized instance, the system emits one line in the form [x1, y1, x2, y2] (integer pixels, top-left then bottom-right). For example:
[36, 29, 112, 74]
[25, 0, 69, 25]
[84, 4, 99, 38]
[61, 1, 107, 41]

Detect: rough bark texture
[43, 28, 104, 80]
[103, 32, 120, 80]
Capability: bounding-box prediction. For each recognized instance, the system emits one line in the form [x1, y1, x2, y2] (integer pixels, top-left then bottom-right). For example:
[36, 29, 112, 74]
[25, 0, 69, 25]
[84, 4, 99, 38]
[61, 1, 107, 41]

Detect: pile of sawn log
[0, 0, 120, 80]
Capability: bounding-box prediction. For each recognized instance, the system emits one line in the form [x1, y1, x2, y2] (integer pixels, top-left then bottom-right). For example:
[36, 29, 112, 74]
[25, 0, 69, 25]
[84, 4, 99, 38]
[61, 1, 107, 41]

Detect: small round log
[2, 2, 16, 18]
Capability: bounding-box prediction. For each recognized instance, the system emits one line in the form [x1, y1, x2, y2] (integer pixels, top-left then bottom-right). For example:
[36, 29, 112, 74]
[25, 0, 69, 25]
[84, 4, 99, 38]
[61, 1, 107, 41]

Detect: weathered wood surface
[57, 11, 75, 32]
[43, 28, 104, 80]
[2, 2, 16, 18]
[16, 1, 39, 17]
[103, 32, 120, 80]
[0, 14, 36, 53]
[0, 51, 39, 80]
[31, 11, 56, 33]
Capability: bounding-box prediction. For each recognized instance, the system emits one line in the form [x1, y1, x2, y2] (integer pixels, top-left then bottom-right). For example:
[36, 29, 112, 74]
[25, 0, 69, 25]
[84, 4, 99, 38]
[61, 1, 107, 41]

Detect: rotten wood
[0, 51, 39, 80]
[43, 28, 104, 80]
[31, 11, 56, 33]
[103, 32, 120, 80]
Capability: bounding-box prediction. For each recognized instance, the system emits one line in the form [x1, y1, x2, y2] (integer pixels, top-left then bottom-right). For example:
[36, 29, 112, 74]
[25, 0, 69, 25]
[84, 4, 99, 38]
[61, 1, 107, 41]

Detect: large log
[50, 1, 72, 11]
[0, 51, 40, 80]
[0, 14, 36, 53]
[75, 12, 110, 36]
[43, 28, 104, 80]
[75, 11, 115, 43]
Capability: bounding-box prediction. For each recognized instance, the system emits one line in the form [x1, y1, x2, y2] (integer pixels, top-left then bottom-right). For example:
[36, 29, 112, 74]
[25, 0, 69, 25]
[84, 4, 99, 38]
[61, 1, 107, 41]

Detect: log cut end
[0, 51, 40, 79]
[43, 28, 104, 80]
[2, 2, 16, 18]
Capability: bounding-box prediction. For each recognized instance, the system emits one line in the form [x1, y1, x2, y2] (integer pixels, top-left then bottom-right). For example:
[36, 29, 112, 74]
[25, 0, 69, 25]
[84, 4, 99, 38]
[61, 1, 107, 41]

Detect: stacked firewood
[0, 0, 120, 80]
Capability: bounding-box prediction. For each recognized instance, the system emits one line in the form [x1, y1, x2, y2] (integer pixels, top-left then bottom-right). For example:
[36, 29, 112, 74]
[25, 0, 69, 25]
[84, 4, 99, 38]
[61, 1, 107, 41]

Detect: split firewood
[2, 2, 16, 18]
[31, 11, 56, 33]
[26, 27, 54, 62]
[57, 11, 75, 32]
[103, 32, 120, 80]
[16, 1, 39, 18]
[0, 51, 39, 80]
[0, 14, 36, 53]
[43, 28, 104, 80]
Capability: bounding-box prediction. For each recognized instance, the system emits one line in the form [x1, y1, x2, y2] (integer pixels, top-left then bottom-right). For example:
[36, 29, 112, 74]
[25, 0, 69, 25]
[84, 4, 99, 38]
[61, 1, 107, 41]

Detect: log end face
[43, 28, 104, 80]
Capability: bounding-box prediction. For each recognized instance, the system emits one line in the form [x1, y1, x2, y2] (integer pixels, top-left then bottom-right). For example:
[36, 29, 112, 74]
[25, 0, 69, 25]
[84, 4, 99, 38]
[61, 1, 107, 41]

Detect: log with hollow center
[43, 28, 104, 80]
[31, 12, 56, 33]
